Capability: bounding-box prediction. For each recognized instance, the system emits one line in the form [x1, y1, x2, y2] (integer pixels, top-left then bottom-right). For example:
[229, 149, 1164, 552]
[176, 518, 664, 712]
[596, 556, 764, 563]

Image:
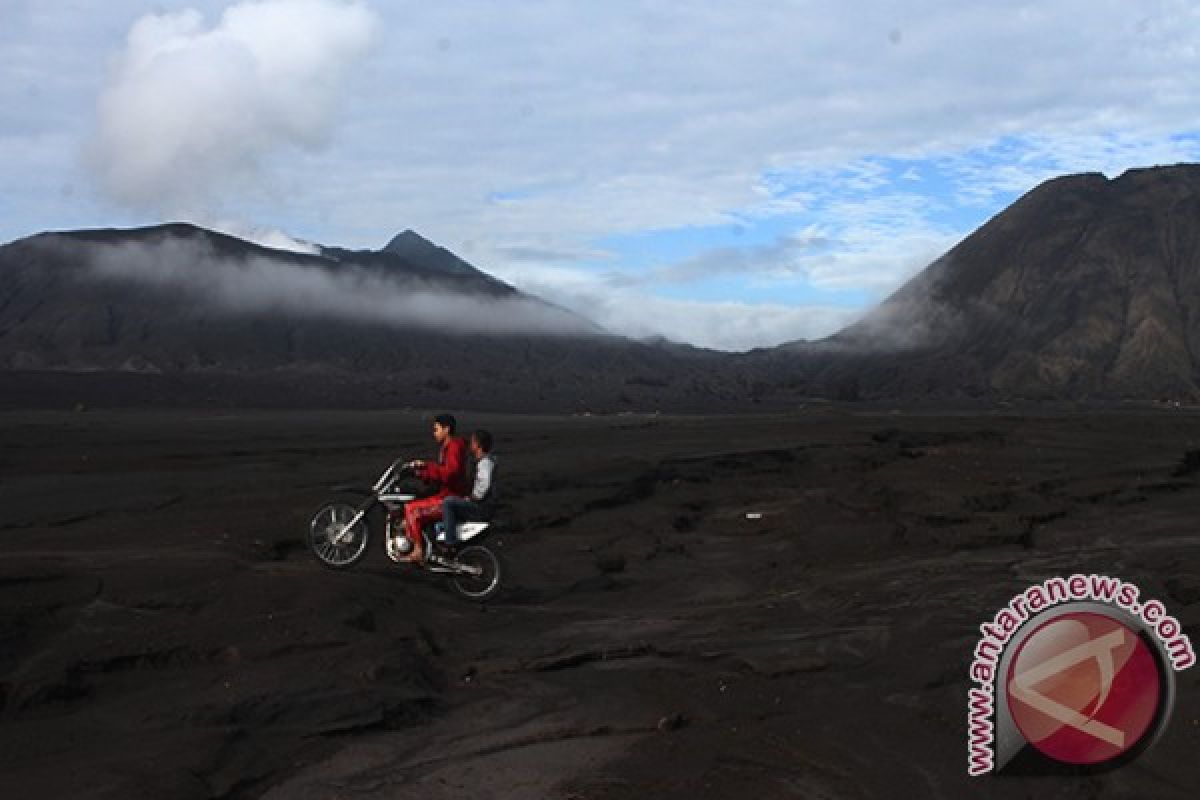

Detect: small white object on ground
[745, 512, 763, 520]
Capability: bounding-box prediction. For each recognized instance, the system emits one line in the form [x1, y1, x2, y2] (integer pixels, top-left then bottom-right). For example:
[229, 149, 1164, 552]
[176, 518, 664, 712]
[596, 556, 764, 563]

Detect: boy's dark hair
[433, 413, 457, 433]
[471, 429, 493, 453]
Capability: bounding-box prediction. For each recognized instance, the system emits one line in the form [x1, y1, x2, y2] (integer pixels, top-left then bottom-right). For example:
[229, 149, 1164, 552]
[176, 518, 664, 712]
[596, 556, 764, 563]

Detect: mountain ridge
[0, 222, 758, 410]
[7, 164, 1200, 408]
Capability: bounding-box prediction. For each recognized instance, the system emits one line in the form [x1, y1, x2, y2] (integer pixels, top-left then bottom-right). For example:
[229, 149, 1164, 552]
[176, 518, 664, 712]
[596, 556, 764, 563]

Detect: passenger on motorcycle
[438, 429, 497, 549]
[401, 413, 469, 561]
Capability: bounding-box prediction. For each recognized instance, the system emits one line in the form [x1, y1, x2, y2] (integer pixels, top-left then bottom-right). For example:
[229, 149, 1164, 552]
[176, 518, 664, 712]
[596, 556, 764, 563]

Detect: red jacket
[418, 436, 470, 497]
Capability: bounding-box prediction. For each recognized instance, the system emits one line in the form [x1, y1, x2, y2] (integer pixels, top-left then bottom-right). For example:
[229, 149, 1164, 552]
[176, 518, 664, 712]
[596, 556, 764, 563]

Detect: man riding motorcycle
[397, 413, 469, 562]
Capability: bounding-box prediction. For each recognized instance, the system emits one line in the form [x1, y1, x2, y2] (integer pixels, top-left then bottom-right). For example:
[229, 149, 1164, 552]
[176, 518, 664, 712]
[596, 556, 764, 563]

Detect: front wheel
[450, 545, 502, 601]
[309, 495, 373, 569]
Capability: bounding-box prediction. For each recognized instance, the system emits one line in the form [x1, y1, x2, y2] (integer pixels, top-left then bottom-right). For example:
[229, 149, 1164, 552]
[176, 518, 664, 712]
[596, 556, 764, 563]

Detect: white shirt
[471, 454, 496, 502]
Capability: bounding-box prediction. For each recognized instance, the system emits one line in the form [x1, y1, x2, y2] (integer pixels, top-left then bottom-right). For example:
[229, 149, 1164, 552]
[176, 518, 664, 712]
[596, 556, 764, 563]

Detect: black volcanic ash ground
[2, 409, 1200, 798]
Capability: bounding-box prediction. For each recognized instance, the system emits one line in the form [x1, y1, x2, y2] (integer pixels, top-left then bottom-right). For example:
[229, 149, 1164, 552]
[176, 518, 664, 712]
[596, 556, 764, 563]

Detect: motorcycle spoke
[310, 501, 369, 567]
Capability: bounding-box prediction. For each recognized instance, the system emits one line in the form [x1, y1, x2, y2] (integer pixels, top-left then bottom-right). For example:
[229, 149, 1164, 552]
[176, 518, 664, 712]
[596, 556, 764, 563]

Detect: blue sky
[4, 1, 1200, 349]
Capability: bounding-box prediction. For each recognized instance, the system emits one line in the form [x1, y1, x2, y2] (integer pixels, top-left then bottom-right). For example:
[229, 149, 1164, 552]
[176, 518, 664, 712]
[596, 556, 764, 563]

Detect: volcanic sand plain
[2, 407, 1199, 798]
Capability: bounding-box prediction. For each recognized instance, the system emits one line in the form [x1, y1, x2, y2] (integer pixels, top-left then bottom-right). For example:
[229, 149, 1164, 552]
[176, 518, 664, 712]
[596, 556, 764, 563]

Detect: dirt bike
[308, 459, 502, 601]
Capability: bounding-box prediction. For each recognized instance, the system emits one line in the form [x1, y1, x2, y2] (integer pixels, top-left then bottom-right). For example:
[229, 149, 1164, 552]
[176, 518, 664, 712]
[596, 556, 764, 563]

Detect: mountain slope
[767, 164, 1200, 401]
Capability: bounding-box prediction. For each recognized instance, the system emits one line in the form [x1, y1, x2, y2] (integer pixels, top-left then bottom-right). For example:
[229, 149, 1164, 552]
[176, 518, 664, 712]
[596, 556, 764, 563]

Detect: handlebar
[373, 459, 417, 492]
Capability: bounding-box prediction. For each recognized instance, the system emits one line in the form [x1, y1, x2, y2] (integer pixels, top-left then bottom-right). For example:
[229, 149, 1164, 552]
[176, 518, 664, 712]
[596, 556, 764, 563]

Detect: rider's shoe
[386, 532, 416, 563]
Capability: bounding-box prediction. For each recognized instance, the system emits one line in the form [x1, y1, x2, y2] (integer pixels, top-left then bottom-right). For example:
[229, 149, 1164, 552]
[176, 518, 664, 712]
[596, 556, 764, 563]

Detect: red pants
[402, 494, 446, 556]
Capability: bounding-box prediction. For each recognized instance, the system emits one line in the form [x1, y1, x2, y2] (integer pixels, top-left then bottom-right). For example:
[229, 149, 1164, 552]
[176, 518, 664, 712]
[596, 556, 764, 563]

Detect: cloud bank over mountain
[81, 232, 596, 337]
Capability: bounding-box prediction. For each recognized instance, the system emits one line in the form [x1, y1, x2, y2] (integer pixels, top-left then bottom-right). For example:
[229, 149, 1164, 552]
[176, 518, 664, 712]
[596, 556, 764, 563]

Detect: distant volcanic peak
[823, 164, 1196, 348]
[381, 228, 480, 278]
[801, 162, 1200, 400]
[383, 228, 434, 253]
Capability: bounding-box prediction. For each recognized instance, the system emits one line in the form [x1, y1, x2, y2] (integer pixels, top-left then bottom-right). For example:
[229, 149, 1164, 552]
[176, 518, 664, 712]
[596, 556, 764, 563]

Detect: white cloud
[498, 262, 860, 351]
[802, 194, 963, 293]
[945, 131, 1200, 207]
[592, 178, 963, 302]
[86, 0, 378, 216]
[482, 187, 960, 350]
[277, 0, 1200, 263]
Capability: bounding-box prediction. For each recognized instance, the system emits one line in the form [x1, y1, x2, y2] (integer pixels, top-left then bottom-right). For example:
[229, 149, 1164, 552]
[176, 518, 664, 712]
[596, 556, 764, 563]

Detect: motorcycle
[307, 459, 503, 601]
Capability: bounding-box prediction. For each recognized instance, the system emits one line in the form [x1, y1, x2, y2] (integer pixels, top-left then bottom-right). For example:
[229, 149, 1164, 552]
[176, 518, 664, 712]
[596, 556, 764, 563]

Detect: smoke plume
[87, 0, 378, 216]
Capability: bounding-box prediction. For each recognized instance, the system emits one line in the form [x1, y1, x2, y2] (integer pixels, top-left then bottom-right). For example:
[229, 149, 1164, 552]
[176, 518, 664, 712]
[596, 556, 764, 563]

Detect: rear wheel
[450, 545, 502, 601]
[309, 495, 373, 568]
